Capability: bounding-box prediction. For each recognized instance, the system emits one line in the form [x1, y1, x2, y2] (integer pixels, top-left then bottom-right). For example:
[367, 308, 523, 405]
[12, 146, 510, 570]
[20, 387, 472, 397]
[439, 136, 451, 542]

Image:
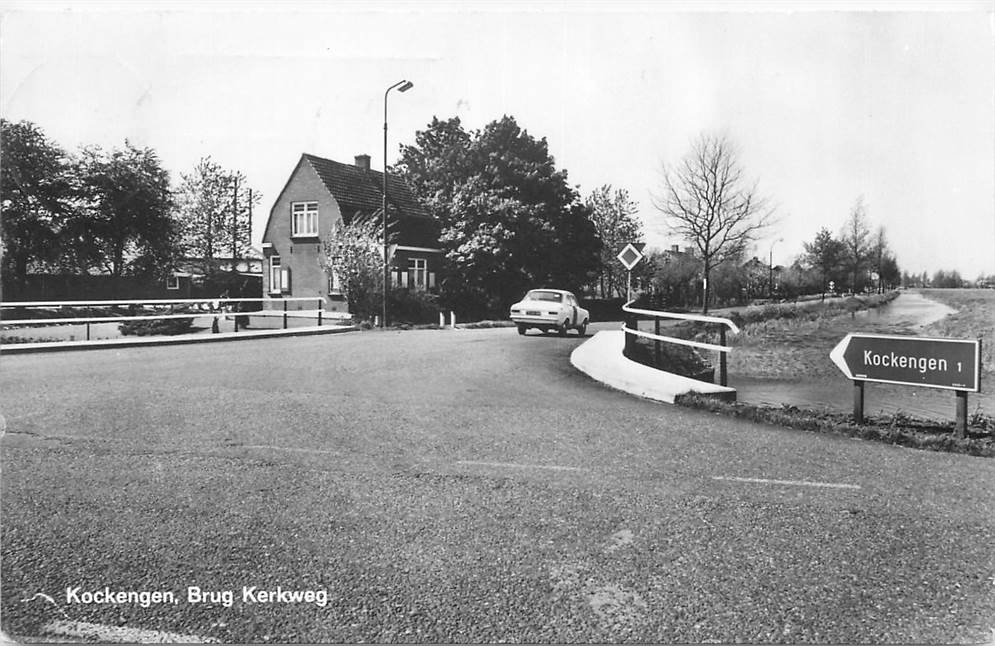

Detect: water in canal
[734, 292, 992, 420]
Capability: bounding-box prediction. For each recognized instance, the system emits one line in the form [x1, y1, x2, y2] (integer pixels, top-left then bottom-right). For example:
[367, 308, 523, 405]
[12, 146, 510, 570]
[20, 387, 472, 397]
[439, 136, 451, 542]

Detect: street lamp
[769, 237, 784, 299]
[382, 79, 414, 329]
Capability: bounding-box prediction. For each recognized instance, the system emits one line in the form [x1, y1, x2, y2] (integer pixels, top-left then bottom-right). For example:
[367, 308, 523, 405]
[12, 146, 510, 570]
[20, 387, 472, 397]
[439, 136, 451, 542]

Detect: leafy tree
[879, 253, 901, 290]
[73, 142, 177, 279]
[778, 262, 820, 300]
[841, 196, 872, 293]
[174, 156, 260, 274]
[585, 184, 644, 298]
[931, 269, 964, 288]
[396, 115, 601, 317]
[711, 256, 749, 306]
[651, 133, 774, 313]
[393, 116, 472, 221]
[322, 214, 384, 322]
[0, 120, 73, 294]
[802, 227, 847, 299]
[647, 248, 702, 309]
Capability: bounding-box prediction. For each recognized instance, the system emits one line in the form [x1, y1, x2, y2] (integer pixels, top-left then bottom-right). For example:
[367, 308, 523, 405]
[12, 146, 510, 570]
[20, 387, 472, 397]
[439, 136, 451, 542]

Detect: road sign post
[830, 333, 981, 434]
[853, 380, 864, 425]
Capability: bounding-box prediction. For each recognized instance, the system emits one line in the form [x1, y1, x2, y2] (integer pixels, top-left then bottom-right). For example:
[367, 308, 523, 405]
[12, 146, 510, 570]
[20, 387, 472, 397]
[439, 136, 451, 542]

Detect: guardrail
[621, 300, 740, 386]
[0, 297, 347, 341]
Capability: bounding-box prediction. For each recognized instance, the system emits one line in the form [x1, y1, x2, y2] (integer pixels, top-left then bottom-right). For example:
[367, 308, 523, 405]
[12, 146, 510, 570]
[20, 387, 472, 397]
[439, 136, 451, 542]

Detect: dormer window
[291, 201, 319, 237]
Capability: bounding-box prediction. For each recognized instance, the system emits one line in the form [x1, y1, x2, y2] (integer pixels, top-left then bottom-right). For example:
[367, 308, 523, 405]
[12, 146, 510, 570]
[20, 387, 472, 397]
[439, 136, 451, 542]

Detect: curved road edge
[570, 330, 736, 404]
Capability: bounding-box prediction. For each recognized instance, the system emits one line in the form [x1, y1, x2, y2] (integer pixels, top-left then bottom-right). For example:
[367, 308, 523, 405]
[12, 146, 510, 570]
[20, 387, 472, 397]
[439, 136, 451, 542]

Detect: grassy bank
[917, 288, 994, 373]
[720, 291, 921, 380]
[631, 292, 901, 380]
[676, 393, 995, 457]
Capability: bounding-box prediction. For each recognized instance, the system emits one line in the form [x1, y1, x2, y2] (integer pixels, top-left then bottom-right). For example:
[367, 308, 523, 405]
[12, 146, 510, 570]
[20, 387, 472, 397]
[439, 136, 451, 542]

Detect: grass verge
[675, 392, 995, 457]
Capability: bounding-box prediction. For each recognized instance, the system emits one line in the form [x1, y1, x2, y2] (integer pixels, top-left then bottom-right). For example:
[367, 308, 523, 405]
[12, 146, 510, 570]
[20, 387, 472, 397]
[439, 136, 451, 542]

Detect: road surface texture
[2, 323, 993, 643]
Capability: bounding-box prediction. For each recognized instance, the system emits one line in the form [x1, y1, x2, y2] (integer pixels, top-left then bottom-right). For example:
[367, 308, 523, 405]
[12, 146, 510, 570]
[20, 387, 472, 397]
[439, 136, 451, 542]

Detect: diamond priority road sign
[830, 332, 981, 393]
[616, 243, 644, 271]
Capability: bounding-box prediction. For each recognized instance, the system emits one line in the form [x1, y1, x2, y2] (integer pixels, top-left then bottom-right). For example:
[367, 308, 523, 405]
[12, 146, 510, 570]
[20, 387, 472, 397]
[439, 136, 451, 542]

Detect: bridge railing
[621, 300, 740, 386]
[0, 297, 349, 341]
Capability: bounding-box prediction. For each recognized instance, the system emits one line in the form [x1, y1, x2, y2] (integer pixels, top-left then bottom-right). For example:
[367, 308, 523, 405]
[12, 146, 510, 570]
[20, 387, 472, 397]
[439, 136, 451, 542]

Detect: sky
[2, 0, 993, 278]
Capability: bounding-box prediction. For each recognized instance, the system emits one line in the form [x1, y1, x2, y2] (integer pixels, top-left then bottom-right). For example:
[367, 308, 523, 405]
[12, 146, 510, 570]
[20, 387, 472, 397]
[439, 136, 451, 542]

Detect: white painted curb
[570, 330, 736, 404]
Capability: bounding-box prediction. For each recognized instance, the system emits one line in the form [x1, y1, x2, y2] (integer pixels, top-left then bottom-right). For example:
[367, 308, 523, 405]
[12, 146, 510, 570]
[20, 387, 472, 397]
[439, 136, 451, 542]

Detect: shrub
[119, 316, 194, 336]
[389, 289, 441, 325]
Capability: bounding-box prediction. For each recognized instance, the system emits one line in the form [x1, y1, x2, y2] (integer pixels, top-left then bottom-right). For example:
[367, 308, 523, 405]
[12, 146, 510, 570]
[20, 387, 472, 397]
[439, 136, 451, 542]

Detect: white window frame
[408, 257, 427, 291]
[166, 275, 179, 290]
[291, 201, 319, 237]
[328, 271, 342, 296]
[269, 255, 281, 294]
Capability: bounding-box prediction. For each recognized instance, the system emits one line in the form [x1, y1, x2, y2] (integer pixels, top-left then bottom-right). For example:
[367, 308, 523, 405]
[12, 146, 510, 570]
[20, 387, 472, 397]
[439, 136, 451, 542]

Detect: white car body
[509, 289, 590, 336]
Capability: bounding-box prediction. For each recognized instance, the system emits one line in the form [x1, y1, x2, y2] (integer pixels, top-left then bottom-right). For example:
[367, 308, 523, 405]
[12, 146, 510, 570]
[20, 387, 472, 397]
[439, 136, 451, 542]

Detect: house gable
[261, 155, 345, 309]
[261, 153, 443, 315]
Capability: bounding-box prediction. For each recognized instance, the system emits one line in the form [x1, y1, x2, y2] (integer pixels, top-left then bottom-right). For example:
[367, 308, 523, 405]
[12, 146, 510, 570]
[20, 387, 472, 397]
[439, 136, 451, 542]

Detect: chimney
[354, 154, 371, 171]
[671, 244, 679, 253]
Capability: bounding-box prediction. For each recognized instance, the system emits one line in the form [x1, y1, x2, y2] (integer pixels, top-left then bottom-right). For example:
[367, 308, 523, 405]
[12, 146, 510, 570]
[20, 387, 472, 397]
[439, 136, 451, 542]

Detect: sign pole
[617, 243, 644, 303]
[955, 391, 967, 438]
[852, 380, 864, 425]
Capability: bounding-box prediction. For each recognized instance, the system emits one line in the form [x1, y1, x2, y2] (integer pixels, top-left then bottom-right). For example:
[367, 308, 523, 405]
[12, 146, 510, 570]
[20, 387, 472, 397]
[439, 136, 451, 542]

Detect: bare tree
[841, 196, 871, 294]
[652, 133, 774, 313]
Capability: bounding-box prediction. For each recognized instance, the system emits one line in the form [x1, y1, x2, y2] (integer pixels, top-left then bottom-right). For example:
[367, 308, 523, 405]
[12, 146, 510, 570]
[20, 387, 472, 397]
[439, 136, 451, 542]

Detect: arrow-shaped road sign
[830, 333, 981, 392]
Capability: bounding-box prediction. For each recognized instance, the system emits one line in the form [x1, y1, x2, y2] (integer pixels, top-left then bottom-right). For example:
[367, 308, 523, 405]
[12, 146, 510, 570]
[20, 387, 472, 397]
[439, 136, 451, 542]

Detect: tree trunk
[702, 266, 711, 315]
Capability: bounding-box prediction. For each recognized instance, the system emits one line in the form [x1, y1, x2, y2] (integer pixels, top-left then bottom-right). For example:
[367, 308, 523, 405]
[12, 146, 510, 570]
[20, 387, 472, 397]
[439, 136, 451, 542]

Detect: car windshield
[526, 291, 563, 303]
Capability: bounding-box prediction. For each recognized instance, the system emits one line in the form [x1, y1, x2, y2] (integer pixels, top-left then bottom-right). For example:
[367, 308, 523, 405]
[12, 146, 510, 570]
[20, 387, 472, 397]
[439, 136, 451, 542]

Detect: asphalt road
[1, 324, 993, 643]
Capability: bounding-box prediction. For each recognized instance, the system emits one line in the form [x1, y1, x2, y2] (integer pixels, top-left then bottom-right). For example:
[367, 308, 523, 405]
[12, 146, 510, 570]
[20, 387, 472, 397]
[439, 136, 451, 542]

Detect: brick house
[260, 153, 442, 314]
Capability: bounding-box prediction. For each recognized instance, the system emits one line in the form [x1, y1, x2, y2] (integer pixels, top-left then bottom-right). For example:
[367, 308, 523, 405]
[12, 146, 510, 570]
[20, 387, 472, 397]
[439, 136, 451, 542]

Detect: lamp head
[398, 81, 414, 92]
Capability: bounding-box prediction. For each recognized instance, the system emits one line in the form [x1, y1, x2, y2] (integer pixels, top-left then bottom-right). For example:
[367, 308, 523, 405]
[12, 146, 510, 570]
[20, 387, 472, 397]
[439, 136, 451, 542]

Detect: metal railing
[0, 297, 346, 341]
[621, 300, 740, 387]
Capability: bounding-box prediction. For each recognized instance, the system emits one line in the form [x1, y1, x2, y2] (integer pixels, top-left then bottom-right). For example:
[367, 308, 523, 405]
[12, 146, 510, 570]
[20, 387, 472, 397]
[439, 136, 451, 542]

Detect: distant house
[260, 153, 441, 314]
[659, 244, 697, 263]
[741, 256, 783, 299]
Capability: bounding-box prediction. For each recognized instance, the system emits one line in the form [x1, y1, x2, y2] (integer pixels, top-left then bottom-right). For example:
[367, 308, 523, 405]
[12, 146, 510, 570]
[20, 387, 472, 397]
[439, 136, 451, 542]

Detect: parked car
[509, 289, 589, 336]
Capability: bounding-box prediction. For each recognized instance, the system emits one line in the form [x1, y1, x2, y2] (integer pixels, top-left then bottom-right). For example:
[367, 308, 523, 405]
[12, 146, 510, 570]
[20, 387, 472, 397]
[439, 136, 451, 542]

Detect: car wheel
[577, 320, 588, 336]
[517, 324, 526, 336]
[558, 319, 569, 336]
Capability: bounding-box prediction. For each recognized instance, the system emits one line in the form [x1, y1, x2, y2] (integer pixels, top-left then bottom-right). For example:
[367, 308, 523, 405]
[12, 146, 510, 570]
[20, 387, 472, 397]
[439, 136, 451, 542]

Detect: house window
[408, 258, 427, 291]
[291, 202, 319, 237]
[328, 271, 342, 295]
[269, 256, 281, 293]
[166, 275, 179, 290]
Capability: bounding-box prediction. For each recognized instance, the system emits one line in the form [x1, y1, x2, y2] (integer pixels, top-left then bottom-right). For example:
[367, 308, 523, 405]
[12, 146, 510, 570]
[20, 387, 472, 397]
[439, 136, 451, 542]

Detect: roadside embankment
[676, 393, 995, 457]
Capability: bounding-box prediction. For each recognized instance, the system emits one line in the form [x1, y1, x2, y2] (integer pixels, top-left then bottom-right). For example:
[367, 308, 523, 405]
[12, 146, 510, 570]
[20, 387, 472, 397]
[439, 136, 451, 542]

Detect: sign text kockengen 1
[830, 333, 980, 392]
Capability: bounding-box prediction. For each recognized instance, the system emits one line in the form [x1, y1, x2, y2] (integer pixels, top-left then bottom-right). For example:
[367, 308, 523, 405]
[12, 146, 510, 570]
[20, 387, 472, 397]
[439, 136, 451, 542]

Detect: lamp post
[768, 237, 783, 299]
[382, 79, 414, 329]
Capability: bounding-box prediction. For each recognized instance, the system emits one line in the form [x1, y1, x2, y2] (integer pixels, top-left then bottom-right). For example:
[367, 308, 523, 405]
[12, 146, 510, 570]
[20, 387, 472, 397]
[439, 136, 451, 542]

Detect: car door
[567, 293, 578, 325]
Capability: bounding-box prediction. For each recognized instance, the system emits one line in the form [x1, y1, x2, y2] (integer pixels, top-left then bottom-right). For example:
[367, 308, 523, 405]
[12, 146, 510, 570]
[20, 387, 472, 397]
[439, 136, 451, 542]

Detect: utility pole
[231, 175, 239, 267]
[247, 188, 252, 256]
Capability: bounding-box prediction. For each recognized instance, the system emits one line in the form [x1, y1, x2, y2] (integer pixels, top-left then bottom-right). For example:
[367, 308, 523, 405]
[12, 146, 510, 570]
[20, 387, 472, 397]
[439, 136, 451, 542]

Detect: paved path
[1, 324, 993, 643]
